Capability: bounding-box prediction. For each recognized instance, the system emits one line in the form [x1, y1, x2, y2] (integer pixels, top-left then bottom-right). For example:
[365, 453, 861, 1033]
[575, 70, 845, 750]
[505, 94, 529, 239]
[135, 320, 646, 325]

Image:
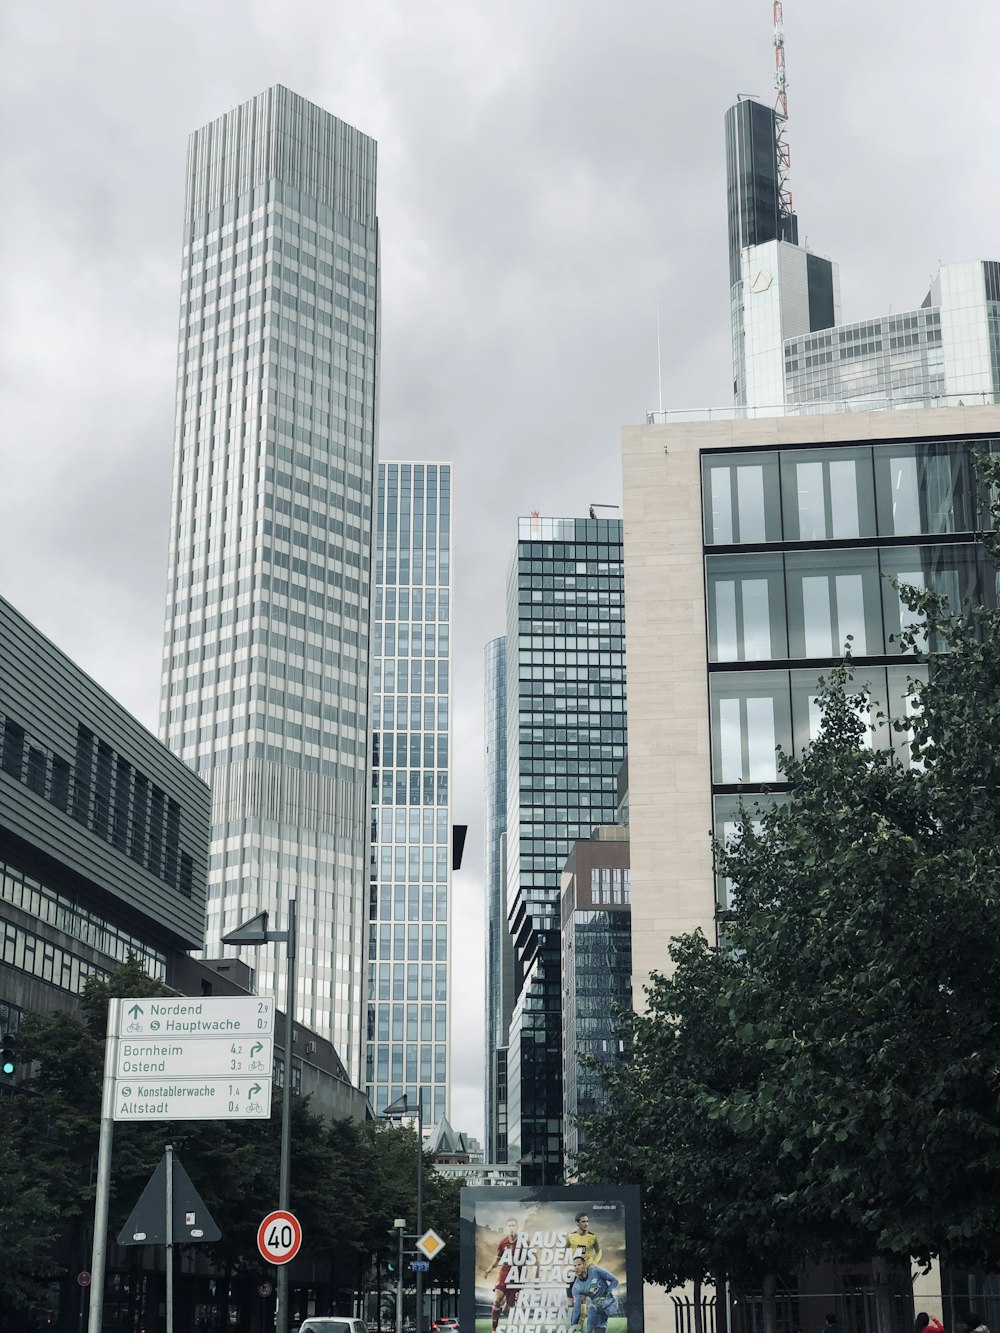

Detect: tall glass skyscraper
[367, 462, 452, 1122]
[484, 635, 512, 1162]
[159, 87, 379, 1082]
[502, 516, 627, 1184]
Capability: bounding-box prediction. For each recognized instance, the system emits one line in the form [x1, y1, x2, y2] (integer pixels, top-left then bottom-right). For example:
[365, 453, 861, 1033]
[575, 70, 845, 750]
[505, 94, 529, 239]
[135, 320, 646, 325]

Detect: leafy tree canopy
[580, 472, 1000, 1286]
[4, 962, 459, 1311]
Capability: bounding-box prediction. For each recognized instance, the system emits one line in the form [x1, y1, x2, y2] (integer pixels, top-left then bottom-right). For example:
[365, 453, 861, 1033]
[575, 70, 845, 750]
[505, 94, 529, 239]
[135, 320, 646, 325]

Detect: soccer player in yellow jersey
[567, 1213, 602, 1267]
[566, 1213, 603, 1321]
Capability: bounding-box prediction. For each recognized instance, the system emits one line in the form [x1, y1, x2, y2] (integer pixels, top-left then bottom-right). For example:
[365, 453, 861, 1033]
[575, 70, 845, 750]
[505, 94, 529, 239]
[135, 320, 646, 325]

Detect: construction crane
[588, 503, 621, 520]
[773, 0, 793, 222]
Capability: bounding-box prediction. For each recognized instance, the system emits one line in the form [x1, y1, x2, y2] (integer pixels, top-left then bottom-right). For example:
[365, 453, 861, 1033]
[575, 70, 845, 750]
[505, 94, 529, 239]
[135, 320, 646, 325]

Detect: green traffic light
[1, 1060, 13, 1076]
[1, 1032, 15, 1076]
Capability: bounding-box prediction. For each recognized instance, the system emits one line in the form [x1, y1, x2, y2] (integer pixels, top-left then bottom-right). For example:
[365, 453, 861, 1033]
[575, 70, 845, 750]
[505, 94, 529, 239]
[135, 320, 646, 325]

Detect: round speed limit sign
[257, 1210, 303, 1265]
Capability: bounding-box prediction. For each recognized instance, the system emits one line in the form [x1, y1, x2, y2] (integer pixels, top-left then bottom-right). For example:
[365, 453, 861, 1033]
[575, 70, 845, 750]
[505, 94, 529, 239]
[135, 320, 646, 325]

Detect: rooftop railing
[645, 391, 999, 424]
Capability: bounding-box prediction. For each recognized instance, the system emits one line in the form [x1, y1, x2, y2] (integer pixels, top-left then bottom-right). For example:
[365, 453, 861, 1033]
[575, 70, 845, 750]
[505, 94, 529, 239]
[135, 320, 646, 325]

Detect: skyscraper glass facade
[560, 833, 631, 1167]
[367, 461, 452, 1122]
[724, 98, 799, 289]
[484, 635, 511, 1162]
[159, 86, 379, 1080]
[503, 516, 627, 1184]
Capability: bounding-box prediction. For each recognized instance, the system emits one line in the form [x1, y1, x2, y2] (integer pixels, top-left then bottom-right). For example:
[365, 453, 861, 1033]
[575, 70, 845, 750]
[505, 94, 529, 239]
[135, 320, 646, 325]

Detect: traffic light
[1, 1032, 15, 1078]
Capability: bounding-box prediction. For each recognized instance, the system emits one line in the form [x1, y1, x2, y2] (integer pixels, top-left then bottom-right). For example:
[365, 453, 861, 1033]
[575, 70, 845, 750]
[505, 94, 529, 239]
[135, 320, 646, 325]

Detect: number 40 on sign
[257, 1210, 303, 1265]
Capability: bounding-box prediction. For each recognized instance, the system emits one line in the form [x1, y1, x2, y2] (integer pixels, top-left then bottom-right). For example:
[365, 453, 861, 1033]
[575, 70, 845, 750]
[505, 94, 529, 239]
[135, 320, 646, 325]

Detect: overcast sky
[2, 1, 998, 1139]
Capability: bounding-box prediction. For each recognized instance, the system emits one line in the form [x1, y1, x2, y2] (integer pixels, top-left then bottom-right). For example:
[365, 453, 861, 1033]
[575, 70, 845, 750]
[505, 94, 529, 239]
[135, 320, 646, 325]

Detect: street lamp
[382, 1091, 424, 1333]
[222, 900, 297, 1333]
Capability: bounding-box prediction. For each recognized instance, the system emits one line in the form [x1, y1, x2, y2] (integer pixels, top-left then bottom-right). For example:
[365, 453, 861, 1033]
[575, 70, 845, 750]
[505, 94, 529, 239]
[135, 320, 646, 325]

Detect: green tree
[8, 960, 445, 1319]
[581, 498, 1000, 1321]
[578, 932, 821, 1333]
[0, 1101, 62, 1314]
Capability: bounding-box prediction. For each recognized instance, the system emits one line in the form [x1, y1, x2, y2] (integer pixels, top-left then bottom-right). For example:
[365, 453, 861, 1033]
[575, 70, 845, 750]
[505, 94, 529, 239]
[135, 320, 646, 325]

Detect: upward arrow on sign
[117, 1150, 221, 1245]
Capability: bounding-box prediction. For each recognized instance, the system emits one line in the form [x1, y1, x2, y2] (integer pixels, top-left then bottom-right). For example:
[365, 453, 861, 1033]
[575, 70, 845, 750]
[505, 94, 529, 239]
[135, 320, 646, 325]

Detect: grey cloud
[2, 0, 999, 1137]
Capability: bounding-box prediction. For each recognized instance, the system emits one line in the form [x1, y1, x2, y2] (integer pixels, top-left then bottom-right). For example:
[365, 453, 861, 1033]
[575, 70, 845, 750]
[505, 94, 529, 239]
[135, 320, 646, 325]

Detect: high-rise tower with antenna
[725, 4, 839, 410]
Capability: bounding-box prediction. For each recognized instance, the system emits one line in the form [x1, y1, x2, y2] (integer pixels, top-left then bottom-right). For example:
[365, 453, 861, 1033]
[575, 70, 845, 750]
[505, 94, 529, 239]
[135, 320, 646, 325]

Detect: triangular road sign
[117, 1150, 221, 1245]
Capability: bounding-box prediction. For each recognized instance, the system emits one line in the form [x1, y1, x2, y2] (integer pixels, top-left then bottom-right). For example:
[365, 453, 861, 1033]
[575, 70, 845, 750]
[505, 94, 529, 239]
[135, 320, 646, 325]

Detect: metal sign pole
[415, 1090, 424, 1333]
[395, 1223, 404, 1333]
[88, 998, 120, 1333]
[87, 1002, 120, 1333]
[276, 896, 297, 1333]
[165, 1143, 175, 1333]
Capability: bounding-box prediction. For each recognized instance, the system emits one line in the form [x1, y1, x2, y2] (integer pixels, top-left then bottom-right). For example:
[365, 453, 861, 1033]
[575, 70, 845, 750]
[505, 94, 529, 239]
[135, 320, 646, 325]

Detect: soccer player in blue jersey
[568, 1255, 620, 1333]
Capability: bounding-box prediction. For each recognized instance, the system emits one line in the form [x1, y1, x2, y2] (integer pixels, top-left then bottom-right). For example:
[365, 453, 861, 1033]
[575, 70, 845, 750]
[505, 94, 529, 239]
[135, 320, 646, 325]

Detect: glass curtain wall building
[367, 461, 452, 1122]
[503, 516, 628, 1184]
[159, 86, 379, 1080]
[484, 635, 512, 1162]
[560, 828, 631, 1169]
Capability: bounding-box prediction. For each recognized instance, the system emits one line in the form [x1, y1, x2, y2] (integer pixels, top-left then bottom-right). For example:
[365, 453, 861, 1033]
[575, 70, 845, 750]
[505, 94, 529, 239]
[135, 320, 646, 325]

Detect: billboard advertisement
[460, 1186, 642, 1333]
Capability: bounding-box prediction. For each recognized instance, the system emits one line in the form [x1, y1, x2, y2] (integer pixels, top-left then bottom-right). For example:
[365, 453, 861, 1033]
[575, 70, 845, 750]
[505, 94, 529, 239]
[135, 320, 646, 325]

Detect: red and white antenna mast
[772, 0, 793, 220]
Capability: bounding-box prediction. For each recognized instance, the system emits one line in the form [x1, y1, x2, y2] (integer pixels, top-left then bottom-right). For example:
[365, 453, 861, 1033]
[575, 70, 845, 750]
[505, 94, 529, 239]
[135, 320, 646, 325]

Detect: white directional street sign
[118, 997, 274, 1038]
[112, 997, 275, 1122]
[117, 1036, 273, 1078]
[114, 1076, 271, 1121]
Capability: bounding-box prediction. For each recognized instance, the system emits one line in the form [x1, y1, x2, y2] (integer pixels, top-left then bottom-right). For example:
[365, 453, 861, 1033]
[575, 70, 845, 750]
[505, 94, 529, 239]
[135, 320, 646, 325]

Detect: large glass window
[785, 548, 884, 657]
[713, 791, 785, 910]
[710, 671, 791, 783]
[703, 453, 781, 544]
[879, 544, 989, 652]
[873, 441, 978, 536]
[780, 448, 876, 541]
[706, 553, 786, 661]
[887, 664, 928, 769]
[790, 665, 891, 755]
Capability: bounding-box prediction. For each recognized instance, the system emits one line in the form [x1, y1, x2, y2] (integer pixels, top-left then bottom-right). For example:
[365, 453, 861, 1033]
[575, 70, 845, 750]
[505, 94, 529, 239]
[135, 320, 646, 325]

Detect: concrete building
[621, 405, 1000, 998]
[367, 461, 453, 1121]
[501, 516, 628, 1185]
[158, 86, 380, 1081]
[1, 593, 210, 1025]
[560, 825, 631, 1169]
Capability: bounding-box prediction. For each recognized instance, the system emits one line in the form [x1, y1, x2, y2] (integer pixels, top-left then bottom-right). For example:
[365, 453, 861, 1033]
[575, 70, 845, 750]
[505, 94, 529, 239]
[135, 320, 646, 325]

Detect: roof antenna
[773, 1, 793, 221]
[656, 305, 664, 416]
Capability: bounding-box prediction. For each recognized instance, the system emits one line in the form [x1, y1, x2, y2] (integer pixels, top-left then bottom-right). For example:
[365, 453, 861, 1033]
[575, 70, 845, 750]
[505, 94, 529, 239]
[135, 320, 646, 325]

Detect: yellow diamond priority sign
[416, 1228, 445, 1260]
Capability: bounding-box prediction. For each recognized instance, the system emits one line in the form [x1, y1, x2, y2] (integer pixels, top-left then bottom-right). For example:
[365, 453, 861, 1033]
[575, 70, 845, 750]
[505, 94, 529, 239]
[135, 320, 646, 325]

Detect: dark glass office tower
[725, 98, 798, 288]
[560, 830, 631, 1169]
[484, 635, 513, 1162]
[502, 517, 627, 1185]
[725, 97, 838, 408]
